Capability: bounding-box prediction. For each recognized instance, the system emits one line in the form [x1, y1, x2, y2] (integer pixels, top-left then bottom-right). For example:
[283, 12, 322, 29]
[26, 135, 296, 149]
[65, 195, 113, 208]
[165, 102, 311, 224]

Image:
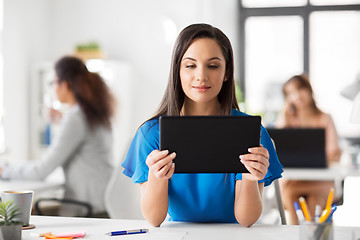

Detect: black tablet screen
[159, 115, 261, 173]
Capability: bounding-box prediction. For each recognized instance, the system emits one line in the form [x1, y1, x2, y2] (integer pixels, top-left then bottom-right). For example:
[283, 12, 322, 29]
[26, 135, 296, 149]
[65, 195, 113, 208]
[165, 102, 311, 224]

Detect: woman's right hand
[141, 150, 175, 226]
[47, 107, 63, 124]
[146, 150, 176, 179]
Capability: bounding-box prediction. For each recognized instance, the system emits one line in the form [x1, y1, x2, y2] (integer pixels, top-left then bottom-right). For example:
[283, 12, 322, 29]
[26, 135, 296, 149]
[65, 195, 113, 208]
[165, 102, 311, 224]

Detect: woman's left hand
[239, 144, 269, 181]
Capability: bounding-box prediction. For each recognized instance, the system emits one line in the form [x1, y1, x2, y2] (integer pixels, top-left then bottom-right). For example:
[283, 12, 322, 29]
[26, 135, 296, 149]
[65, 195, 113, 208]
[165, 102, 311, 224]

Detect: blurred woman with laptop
[277, 74, 342, 224]
[0, 56, 115, 216]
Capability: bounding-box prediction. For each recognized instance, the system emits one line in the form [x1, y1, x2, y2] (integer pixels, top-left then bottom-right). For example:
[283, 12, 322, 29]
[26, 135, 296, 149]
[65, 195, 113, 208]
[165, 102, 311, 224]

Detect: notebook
[267, 128, 327, 168]
[159, 115, 261, 173]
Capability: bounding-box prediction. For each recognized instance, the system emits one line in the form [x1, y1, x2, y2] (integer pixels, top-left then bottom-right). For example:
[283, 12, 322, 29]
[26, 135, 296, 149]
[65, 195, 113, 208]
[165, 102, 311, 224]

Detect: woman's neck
[297, 106, 317, 119]
[65, 93, 77, 107]
[181, 98, 222, 116]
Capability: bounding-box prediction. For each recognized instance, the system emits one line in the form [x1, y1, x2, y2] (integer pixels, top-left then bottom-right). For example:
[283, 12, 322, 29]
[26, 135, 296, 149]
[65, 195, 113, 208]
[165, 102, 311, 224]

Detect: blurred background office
[0, 0, 359, 222]
[0, 0, 240, 165]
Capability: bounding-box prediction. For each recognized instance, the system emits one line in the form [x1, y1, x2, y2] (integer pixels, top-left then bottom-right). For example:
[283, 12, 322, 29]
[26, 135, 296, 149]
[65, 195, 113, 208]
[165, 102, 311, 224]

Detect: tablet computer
[159, 115, 261, 173]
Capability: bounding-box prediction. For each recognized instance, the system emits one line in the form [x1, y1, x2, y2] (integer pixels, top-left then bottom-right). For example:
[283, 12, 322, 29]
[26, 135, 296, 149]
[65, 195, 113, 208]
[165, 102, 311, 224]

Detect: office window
[239, 1, 360, 136]
[242, 0, 306, 8]
[310, 11, 360, 136]
[245, 16, 303, 119]
[311, 0, 360, 5]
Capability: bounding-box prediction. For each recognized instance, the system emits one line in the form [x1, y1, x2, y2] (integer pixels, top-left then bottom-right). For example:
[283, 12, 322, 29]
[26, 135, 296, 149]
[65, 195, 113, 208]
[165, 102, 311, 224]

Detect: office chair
[34, 198, 93, 217]
[104, 162, 143, 219]
[259, 139, 287, 225]
[258, 178, 287, 225]
[273, 179, 287, 225]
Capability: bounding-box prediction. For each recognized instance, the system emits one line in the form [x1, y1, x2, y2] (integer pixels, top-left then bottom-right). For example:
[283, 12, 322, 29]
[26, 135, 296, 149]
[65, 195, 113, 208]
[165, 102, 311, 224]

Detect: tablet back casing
[159, 116, 261, 173]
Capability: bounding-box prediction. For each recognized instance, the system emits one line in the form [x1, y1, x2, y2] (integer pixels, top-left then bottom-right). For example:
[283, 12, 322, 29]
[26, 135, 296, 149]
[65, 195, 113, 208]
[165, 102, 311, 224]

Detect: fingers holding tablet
[240, 146, 269, 181]
[248, 144, 270, 160]
[146, 150, 176, 179]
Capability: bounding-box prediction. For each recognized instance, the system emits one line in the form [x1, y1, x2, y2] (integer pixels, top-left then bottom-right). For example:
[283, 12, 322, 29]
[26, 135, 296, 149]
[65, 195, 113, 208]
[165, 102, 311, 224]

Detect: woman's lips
[193, 86, 211, 92]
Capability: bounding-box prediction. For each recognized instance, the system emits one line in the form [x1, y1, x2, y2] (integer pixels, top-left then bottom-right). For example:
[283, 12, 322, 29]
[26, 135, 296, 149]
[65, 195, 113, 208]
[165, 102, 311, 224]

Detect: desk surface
[0, 180, 63, 194]
[0, 167, 64, 197]
[22, 216, 359, 240]
[282, 165, 360, 181]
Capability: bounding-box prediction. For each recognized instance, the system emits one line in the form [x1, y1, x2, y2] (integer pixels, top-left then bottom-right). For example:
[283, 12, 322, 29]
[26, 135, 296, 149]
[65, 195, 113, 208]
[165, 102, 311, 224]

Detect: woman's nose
[196, 66, 207, 81]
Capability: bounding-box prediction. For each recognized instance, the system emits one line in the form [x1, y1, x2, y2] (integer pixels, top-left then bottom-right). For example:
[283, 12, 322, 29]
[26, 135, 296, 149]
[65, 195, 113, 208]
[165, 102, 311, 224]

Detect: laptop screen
[267, 128, 326, 168]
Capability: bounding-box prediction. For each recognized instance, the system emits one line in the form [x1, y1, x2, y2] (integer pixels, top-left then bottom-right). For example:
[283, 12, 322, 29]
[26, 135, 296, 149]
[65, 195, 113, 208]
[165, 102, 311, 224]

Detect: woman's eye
[185, 65, 196, 69]
[208, 65, 219, 69]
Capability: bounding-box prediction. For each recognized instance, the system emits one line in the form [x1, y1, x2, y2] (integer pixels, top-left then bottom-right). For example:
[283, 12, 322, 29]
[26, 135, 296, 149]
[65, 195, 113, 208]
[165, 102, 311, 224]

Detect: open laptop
[267, 128, 327, 168]
[159, 115, 261, 173]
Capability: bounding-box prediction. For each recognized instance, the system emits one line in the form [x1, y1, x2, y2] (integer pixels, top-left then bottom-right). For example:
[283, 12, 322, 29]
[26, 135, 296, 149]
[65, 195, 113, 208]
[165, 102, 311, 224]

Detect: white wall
[3, 0, 50, 160]
[2, 0, 239, 161]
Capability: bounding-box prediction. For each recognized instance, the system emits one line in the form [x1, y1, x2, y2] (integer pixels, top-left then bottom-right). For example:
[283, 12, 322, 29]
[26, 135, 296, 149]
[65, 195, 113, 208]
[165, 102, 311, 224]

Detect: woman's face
[284, 81, 312, 110]
[54, 77, 69, 103]
[179, 38, 226, 106]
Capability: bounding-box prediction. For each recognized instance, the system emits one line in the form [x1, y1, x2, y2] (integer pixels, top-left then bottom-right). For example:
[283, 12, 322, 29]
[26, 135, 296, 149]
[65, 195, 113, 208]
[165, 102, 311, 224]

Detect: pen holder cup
[300, 222, 333, 240]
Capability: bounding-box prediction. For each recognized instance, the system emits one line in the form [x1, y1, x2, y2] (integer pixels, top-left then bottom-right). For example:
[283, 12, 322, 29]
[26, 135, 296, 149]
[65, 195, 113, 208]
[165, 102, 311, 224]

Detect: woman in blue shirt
[122, 23, 283, 227]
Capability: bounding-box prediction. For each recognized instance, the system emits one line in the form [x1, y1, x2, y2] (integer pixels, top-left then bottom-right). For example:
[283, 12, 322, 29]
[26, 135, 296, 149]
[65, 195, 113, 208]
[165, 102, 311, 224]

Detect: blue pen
[106, 229, 149, 236]
[325, 206, 337, 223]
[315, 204, 321, 223]
[293, 201, 305, 223]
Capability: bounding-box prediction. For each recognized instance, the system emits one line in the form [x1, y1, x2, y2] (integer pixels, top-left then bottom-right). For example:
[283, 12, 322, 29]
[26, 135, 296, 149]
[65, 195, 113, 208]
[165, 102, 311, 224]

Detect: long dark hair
[55, 56, 115, 129]
[283, 74, 322, 116]
[149, 23, 239, 121]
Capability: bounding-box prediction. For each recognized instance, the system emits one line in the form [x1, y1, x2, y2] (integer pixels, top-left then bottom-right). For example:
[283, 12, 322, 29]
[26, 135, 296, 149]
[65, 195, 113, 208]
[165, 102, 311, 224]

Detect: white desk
[0, 167, 64, 198]
[0, 180, 63, 195]
[22, 216, 360, 240]
[282, 165, 360, 181]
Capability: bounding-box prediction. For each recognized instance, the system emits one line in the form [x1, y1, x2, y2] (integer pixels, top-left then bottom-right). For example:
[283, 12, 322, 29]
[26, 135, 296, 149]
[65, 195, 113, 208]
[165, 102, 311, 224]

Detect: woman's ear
[58, 81, 72, 96]
[224, 71, 230, 82]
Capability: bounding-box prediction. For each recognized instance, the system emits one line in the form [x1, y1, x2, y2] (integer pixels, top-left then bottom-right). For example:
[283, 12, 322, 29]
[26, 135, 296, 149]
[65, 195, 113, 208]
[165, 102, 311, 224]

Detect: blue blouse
[122, 109, 283, 223]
